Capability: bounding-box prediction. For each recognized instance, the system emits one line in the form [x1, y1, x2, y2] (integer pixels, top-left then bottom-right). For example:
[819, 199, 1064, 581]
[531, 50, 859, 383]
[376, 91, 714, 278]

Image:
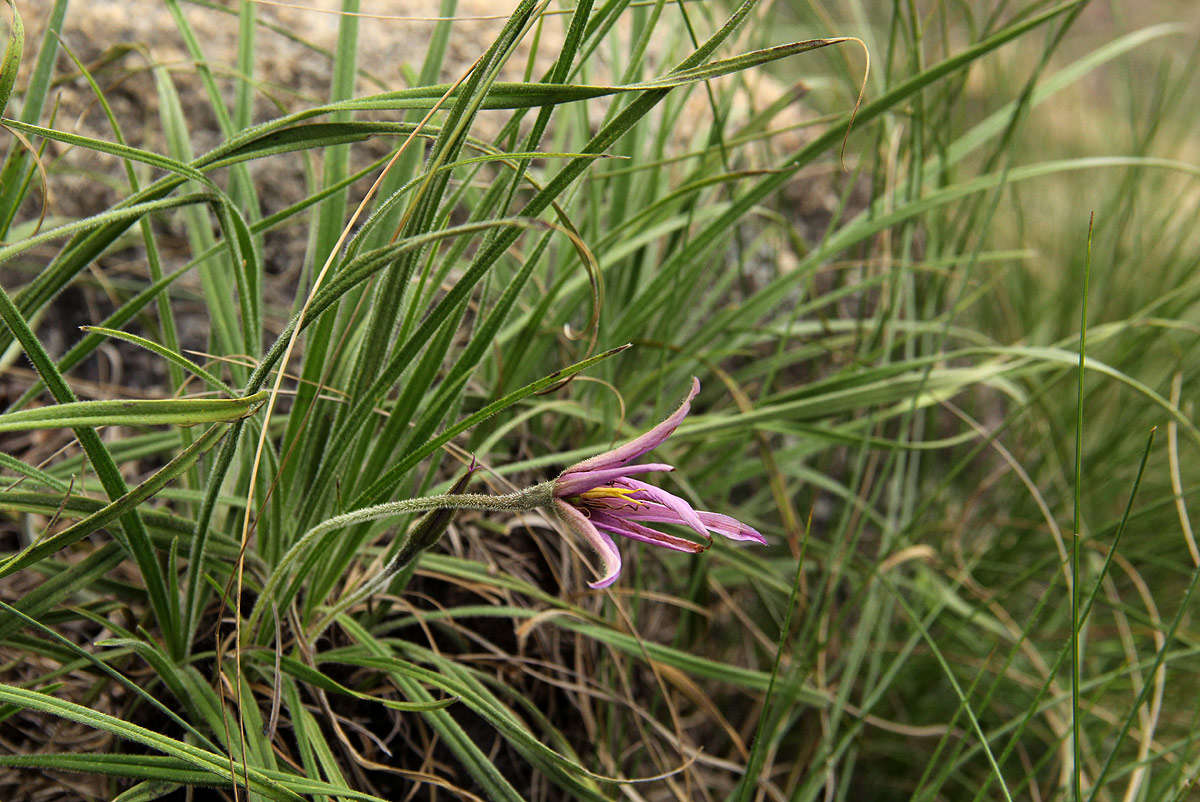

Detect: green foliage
[0, 0, 22, 120]
[1, 0, 1198, 799]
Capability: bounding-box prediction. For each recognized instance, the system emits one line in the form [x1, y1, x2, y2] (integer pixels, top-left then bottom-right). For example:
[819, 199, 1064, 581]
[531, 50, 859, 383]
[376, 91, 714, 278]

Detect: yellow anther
[577, 486, 645, 505]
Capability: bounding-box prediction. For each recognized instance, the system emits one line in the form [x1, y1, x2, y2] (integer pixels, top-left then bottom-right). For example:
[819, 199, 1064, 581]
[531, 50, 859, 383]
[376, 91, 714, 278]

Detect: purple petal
[591, 506, 766, 545]
[610, 509, 766, 544]
[695, 510, 765, 544]
[561, 377, 700, 475]
[698, 511, 767, 544]
[553, 463, 674, 497]
[615, 477, 707, 536]
[554, 499, 622, 589]
[590, 511, 707, 554]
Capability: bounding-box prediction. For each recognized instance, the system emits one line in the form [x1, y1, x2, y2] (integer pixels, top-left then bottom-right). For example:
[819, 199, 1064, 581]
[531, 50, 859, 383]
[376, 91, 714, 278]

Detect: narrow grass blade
[0, 392, 266, 432]
[0, 0, 22, 118]
[0, 423, 231, 579]
[0, 684, 304, 801]
[0, 0, 65, 237]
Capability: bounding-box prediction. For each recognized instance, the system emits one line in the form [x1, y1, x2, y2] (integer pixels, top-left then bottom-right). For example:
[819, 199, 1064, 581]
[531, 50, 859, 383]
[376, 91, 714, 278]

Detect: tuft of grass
[1, 1, 1198, 799]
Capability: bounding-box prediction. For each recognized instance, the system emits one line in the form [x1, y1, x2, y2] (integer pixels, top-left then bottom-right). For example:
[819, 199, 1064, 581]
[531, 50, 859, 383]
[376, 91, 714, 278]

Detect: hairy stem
[248, 481, 556, 634]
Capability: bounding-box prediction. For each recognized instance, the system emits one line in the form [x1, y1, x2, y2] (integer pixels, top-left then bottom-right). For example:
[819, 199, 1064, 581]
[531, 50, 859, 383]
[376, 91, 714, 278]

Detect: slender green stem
[246, 482, 556, 635]
[1072, 213, 1093, 802]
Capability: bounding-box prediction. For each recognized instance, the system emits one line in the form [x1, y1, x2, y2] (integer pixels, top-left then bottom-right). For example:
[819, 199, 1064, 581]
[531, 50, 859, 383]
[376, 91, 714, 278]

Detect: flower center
[573, 485, 645, 508]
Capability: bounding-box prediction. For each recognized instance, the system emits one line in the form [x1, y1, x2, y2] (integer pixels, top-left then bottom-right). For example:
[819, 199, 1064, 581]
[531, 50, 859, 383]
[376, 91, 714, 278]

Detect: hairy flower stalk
[250, 480, 558, 635]
[259, 379, 765, 631]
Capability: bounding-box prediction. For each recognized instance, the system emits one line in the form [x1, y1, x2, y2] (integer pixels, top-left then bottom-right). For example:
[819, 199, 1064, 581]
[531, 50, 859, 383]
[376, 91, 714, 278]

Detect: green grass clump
[1, 0, 1198, 799]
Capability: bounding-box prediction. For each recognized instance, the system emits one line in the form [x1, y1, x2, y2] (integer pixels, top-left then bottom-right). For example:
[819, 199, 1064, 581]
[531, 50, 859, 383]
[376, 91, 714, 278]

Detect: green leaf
[81, 326, 235, 396]
[0, 392, 267, 432]
[0, 0, 23, 118]
[0, 753, 388, 800]
[248, 651, 457, 713]
[0, 684, 304, 801]
[111, 780, 182, 802]
[351, 344, 631, 506]
[0, 423, 231, 579]
[0, 450, 68, 491]
[0, 0, 65, 238]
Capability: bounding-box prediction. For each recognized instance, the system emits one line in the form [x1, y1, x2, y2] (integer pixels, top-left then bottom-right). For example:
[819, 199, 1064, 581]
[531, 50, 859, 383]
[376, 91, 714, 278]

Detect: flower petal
[697, 510, 766, 544]
[561, 377, 700, 475]
[594, 507, 766, 544]
[553, 463, 674, 497]
[554, 499, 622, 589]
[590, 511, 706, 554]
[615, 477, 707, 536]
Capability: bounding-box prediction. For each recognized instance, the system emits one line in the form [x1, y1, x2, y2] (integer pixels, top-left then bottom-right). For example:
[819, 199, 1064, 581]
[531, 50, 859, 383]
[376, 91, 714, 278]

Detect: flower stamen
[575, 486, 646, 506]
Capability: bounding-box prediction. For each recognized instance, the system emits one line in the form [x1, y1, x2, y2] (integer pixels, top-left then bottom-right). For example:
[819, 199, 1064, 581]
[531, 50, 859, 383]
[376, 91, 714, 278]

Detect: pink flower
[553, 378, 766, 588]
